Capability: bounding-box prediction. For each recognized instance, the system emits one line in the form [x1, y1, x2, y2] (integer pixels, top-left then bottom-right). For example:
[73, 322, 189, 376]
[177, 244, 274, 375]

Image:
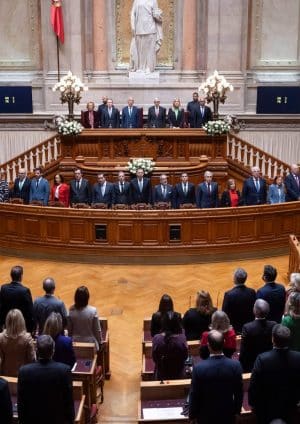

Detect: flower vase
[67, 98, 74, 121]
[212, 96, 219, 121]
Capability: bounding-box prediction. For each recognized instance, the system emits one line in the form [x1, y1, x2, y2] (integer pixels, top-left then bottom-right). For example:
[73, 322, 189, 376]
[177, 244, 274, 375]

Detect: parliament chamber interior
[0, 1, 300, 423]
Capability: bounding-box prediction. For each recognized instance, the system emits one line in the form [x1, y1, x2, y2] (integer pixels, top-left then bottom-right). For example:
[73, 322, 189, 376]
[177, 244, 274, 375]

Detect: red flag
[51, 0, 64, 44]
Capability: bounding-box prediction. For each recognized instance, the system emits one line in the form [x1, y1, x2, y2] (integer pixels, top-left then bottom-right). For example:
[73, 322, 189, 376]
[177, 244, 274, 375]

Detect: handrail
[0, 134, 61, 183]
[228, 132, 290, 179]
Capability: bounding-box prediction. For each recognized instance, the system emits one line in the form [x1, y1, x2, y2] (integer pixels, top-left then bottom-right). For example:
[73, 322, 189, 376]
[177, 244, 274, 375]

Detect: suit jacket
[69, 178, 92, 205]
[33, 295, 68, 332]
[189, 355, 243, 424]
[174, 182, 195, 208]
[129, 177, 152, 204]
[81, 110, 100, 128]
[112, 181, 130, 205]
[18, 359, 75, 424]
[284, 173, 300, 201]
[242, 177, 267, 206]
[97, 103, 107, 126]
[153, 184, 174, 206]
[220, 189, 243, 207]
[256, 282, 286, 323]
[193, 106, 213, 128]
[11, 177, 31, 204]
[92, 182, 114, 207]
[267, 183, 286, 204]
[239, 318, 277, 373]
[196, 182, 219, 208]
[101, 107, 120, 128]
[249, 348, 300, 424]
[53, 334, 76, 368]
[0, 377, 12, 424]
[29, 177, 50, 205]
[147, 106, 166, 128]
[122, 106, 139, 128]
[187, 100, 200, 128]
[0, 281, 35, 333]
[167, 108, 185, 128]
[222, 285, 256, 334]
[67, 305, 102, 351]
[50, 183, 70, 207]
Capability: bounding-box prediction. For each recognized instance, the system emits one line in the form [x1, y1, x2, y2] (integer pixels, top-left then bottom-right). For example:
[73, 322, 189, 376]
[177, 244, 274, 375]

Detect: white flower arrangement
[199, 70, 233, 104]
[203, 120, 230, 136]
[127, 158, 155, 175]
[58, 120, 84, 136]
[52, 71, 88, 105]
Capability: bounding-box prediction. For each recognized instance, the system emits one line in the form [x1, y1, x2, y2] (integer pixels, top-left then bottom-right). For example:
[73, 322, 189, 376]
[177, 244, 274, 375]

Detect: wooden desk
[72, 343, 97, 408]
[100, 317, 111, 379]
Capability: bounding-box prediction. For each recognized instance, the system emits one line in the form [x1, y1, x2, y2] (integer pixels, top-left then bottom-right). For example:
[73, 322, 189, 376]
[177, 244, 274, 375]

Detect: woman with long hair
[282, 292, 300, 351]
[220, 178, 242, 207]
[150, 294, 181, 337]
[50, 173, 70, 207]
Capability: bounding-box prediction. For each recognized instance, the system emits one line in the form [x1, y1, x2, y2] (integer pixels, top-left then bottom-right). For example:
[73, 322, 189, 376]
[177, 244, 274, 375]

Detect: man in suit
[69, 168, 92, 205]
[81, 101, 100, 128]
[249, 325, 300, 424]
[242, 166, 267, 205]
[10, 168, 31, 204]
[189, 330, 243, 424]
[112, 171, 130, 205]
[29, 167, 50, 205]
[153, 174, 174, 207]
[0, 377, 12, 423]
[285, 163, 300, 202]
[196, 170, 219, 208]
[92, 173, 114, 207]
[101, 98, 120, 128]
[122, 97, 139, 128]
[193, 97, 213, 127]
[187, 91, 200, 128]
[18, 335, 75, 424]
[0, 265, 34, 333]
[174, 172, 195, 208]
[147, 98, 166, 128]
[97, 95, 108, 125]
[130, 168, 152, 204]
[239, 299, 276, 373]
[256, 264, 286, 323]
[222, 268, 256, 334]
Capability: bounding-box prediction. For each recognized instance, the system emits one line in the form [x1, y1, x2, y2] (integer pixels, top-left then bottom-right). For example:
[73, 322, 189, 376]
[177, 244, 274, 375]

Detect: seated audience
[222, 268, 256, 334]
[10, 168, 31, 204]
[50, 173, 70, 207]
[200, 310, 236, 359]
[196, 170, 219, 208]
[152, 311, 188, 380]
[0, 171, 9, 203]
[81, 101, 100, 128]
[112, 171, 130, 205]
[43, 312, 76, 368]
[220, 178, 242, 207]
[183, 290, 216, 340]
[122, 97, 139, 128]
[33, 277, 68, 333]
[167, 98, 185, 128]
[150, 293, 181, 338]
[267, 175, 286, 204]
[0, 377, 12, 423]
[92, 173, 114, 207]
[174, 172, 196, 208]
[256, 264, 286, 323]
[284, 163, 300, 202]
[239, 299, 276, 373]
[148, 97, 166, 128]
[18, 335, 75, 424]
[281, 291, 300, 352]
[29, 167, 50, 206]
[0, 309, 35, 377]
[242, 166, 267, 205]
[68, 286, 102, 351]
[101, 98, 120, 128]
[153, 174, 175, 207]
[69, 168, 92, 205]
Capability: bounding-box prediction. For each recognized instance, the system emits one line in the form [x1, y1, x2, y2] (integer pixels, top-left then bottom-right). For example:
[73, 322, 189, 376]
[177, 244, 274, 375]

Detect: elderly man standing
[242, 166, 267, 205]
[285, 163, 300, 201]
[196, 171, 219, 208]
[11, 168, 31, 204]
[148, 97, 166, 128]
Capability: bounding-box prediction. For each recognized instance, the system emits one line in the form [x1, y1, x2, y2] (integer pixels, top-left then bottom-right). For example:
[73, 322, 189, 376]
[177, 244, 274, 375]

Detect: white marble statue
[130, 0, 163, 73]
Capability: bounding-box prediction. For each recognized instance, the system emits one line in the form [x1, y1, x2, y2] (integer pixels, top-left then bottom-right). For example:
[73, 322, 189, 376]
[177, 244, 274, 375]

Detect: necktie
[184, 183, 187, 195]
[162, 185, 166, 198]
[139, 180, 143, 192]
[120, 183, 123, 193]
[201, 107, 204, 117]
[76, 181, 80, 191]
[255, 179, 259, 192]
[207, 183, 211, 193]
[36, 179, 39, 189]
[295, 175, 300, 188]
[129, 108, 132, 117]
[175, 109, 178, 119]
[19, 180, 24, 191]
[101, 184, 105, 197]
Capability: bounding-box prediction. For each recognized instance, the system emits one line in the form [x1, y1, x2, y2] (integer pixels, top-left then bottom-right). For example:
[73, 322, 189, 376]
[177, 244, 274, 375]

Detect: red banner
[51, 0, 64, 44]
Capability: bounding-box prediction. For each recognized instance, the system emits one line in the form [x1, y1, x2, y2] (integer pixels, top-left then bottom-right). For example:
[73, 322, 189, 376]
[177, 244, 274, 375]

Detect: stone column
[93, 0, 108, 71]
[182, 0, 197, 71]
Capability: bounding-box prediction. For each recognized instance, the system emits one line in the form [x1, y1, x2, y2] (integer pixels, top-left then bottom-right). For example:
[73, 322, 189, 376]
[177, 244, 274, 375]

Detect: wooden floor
[0, 253, 290, 423]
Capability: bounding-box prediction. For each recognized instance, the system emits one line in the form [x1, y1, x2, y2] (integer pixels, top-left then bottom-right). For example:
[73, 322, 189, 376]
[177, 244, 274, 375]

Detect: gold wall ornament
[115, 0, 174, 69]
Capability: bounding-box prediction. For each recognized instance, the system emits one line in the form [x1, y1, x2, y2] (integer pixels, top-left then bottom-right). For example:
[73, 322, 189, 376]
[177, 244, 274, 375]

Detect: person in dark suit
[112, 171, 130, 205]
[97, 95, 108, 126]
[0, 265, 34, 333]
[0, 377, 12, 424]
[18, 335, 75, 424]
[153, 174, 174, 207]
[196, 170, 219, 208]
[239, 299, 276, 373]
[147, 98, 166, 128]
[167, 98, 185, 128]
[222, 268, 256, 334]
[220, 178, 243, 207]
[249, 324, 300, 424]
[242, 166, 267, 205]
[101, 98, 120, 128]
[122, 97, 139, 128]
[69, 168, 92, 205]
[174, 173, 195, 208]
[29, 167, 50, 205]
[187, 92, 200, 128]
[193, 97, 213, 128]
[92, 173, 114, 207]
[10, 168, 31, 204]
[189, 330, 243, 424]
[129, 168, 152, 204]
[81, 101, 100, 128]
[256, 265, 286, 323]
[285, 163, 300, 202]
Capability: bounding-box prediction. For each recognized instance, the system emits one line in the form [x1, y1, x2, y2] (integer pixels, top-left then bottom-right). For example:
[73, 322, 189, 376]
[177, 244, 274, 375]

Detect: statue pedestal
[128, 71, 160, 84]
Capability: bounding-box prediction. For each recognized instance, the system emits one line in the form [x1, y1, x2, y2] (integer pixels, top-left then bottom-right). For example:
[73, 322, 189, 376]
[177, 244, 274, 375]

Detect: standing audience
[281, 291, 300, 352]
[150, 294, 181, 338]
[50, 174, 70, 207]
[285, 163, 300, 202]
[10, 168, 31, 204]
[242, 166, 267, 205]
[220, 178, 242, 207]
[0, 171, 9, 203]
[29, 167, 50, 206]
[267, 175, 286, 204]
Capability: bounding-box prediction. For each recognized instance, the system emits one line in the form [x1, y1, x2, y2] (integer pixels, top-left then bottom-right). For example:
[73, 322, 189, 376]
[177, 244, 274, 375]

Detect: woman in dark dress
[220, 178, 242, 207]
[150, 294, 181, 337]
[183, 290, 216, 340]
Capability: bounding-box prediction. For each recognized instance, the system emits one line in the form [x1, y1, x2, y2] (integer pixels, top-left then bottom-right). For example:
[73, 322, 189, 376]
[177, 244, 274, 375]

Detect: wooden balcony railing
[0, 134, 61, 183]
[228, 132, 290, 179]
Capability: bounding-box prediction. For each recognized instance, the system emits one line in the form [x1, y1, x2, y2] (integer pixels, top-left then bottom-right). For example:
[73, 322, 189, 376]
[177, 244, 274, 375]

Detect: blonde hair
[43, 312, 63, 339]
[210, 310, 231, 333]
[5, 309, 26, 338]
[196, 291, 214, 315]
